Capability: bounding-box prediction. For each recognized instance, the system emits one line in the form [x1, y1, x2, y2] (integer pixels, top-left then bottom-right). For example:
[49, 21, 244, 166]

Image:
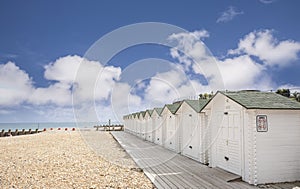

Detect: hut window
[189, 114, 192, 117]
[157, 138, 159, 141]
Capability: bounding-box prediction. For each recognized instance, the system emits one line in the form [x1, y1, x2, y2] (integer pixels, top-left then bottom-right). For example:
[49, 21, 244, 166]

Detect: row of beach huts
[123, 91, 300, 185]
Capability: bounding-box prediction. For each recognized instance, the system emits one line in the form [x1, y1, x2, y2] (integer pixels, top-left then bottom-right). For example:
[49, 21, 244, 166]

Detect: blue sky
[1, 0, 300, 123]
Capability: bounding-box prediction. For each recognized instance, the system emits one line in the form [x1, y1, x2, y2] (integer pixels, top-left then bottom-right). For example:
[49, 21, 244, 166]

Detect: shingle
[221, 91, 300, 109]
[165, 103, 181, 114]
[140, 111, 146, 117]
[153, 108, 163, 115]
[184, 99, 209, 112]
[147, 109, 154, 116]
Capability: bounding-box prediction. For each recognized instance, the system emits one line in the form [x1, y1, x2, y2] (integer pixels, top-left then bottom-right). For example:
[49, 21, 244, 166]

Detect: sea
[0, 122, 119, 131]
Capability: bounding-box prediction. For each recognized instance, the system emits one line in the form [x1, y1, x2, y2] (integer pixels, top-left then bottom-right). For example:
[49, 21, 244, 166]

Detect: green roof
[184, 99, 209, 112]
[140, 111, 146, 118]
[146, 109, 154, 116]
[153, 108, 163, 115]
[165, 103, 181, 114]
[221, 91, 300, 109]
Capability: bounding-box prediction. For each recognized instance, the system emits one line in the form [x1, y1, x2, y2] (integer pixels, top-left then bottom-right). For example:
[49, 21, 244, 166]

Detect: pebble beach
[0, 130, 153, 188]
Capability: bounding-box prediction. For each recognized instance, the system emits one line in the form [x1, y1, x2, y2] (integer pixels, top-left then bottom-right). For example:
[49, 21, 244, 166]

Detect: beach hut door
[216, 111, 241, 176]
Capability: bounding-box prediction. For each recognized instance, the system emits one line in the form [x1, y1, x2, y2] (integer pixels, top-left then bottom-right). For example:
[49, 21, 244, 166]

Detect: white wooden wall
[130, 115, 134, 134]
[145, 112, 153, 142]
[177, 102, 201, 161]
[140, 115, 146, 140]
[203, 93, 244, 176]
[252, 110, 300, 184]
[134, 115, 139, 136]
[161, 108, 179, 152]
[152, 111, 163, 145]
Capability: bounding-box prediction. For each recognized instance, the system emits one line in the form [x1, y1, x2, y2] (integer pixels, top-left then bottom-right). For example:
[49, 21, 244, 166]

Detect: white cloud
[167, 29, 299, 91]
[0, 62, 33, 106]
[217, 6, 244, 23]
[144, 70, 184, 104]
[143, 66, 202, 106]
[169, 30, 209, 41]
[44, 55, 121, 103]
[259, 0, 276, 4]
[33, 106, 76, 122]
[28, 82, 72, 106]
[93, 65, 122, 101]
[0, 109, 14, 115]
[0, 55, 126, 122]
[41, 55, 122, 121]
[168, 30, 211, 70]
[217, 55, 272, 90]
[111, 82, 142, 121]
[168, 30, 225, 91]
[0, 55, 122, 122]
[134, 29, 299, 111]
[44, 55, 81, 83]
[228, 30, 300, 67]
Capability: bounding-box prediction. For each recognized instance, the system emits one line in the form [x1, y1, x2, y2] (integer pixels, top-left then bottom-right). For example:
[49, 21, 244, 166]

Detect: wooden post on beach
[108, 119, 111, 131]
[12, 129, 18, 136]
[8, 129, 11, 136]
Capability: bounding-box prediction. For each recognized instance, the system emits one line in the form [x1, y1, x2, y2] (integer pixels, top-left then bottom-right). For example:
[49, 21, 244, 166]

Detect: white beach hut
[161, 102, 181, 152]
[145, 109, 154, 142]
[126, 115, 131, 133]
[128, 113, 133, 135]
[123, 115, 130, 133]
[126, 114, 134, 134]
[202, 91, 300, 185]
[128, 114, 134, 134]
[139, 111, 147, 140]
[132, 112, 139, 136]
[136, 112, 142, 138]
[152, 108, 164, 145]
[176, 99, 209, 163]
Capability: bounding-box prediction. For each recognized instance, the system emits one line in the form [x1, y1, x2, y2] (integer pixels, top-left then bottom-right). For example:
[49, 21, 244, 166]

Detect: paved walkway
[111, 131, 300, 189]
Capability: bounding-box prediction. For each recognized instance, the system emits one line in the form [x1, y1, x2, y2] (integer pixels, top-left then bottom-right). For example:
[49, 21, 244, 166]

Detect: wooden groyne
[94, 125, 124, 131]
[0, 128, 43, 137]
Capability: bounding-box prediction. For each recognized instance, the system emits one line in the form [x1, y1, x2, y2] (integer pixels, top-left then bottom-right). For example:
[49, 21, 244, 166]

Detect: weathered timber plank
[111, 132, 300, 189]
[113, 133, 175, 189]
[131, 147, 193, 188]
